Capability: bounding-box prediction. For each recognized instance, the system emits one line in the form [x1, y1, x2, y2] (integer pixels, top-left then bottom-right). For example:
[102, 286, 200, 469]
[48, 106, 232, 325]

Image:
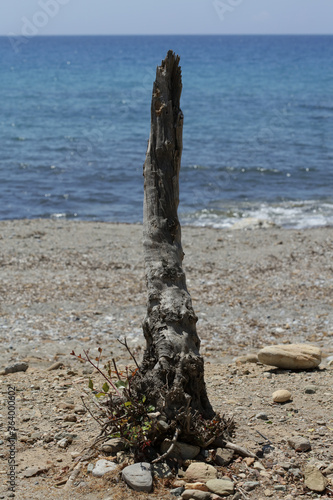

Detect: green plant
[70, 347, 159, 456]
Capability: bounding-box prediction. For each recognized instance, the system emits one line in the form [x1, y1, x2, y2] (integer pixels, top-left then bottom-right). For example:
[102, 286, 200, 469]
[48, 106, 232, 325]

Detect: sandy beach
[1, 219, 333, 499]
[1, 219, 332, 367]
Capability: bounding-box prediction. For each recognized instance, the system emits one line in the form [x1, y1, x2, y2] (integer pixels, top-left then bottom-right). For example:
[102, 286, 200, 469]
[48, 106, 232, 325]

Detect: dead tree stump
[134, 51, 214, 423]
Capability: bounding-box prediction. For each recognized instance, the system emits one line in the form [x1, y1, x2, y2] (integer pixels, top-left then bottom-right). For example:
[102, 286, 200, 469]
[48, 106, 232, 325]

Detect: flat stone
[22, 466, 46, 477]
[122, 462, 153, 492]
[258, 344, 321, 370]
[235, 353, 259, 364]
[161, 440, 200, 460]
[206, 478, 234, 496]
[215, 448, 234, 466]
[288, 436, 311, 452]
[253, 461, 265, 471]
[304, 385, 317, 394]
[99, 438, 126, 454]
[304, 464, 328, 492]
[243, 481, 260, 491]
[4, 362, 29, 374]
[185, 462, 217, 483]
[47, 361, 64, 371]
[185, 482, 209, 491]
[272, 389, 292, 403]
[92, 459, 117, 477]
[64, 414, 77, 422]
[181, 490, 212, 500]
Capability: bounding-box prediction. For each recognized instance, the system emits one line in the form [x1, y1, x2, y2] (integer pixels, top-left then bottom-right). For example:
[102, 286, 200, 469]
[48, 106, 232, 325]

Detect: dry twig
[151, 427, 181, 464]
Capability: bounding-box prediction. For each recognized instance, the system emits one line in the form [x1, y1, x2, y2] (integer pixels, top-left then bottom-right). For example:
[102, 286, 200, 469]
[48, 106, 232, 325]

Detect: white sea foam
[180, 200, 333, 230]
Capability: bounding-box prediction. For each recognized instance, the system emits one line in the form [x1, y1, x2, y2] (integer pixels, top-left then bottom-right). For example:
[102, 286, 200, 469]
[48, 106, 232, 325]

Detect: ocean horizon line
[1, 33, 333, 38]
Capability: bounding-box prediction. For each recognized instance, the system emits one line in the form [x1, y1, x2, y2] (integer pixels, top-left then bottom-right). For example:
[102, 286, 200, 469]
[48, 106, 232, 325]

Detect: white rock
[122, 462, 152, 492]
[92, 459, 117, 477]
[272, 389, 292, 403]
[258, 344, 321, 370]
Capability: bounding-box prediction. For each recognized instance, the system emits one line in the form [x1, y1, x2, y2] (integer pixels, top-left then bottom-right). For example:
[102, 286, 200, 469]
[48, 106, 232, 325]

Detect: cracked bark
[135, 51, 214, 421]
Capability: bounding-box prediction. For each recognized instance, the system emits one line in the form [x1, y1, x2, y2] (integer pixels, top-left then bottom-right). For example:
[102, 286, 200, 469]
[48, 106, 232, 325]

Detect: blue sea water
[0, 35, 332, 228]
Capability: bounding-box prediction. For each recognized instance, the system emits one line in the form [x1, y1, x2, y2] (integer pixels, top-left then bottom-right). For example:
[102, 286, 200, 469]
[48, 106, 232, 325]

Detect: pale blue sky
[1, 0, 333, 36]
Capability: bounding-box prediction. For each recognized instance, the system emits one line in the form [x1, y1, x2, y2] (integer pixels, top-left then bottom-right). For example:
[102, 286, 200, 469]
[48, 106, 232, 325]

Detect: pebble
[92, 459, 117, 477]
[289, 468, 302, 478]
[184, 463, 217, 483]
[243, 481, 260, 491]
[181, 491, 211, 500]
[160, 440, 200, 460]
[288, 436, 311, 452]
[272, 389, 292, 403]
[253, 461, 265, 471]
[256, 412, 269, 420]
[58, 437, 71, 448]
[304, 464, 328, 492]
[47, 361, 64, 371]
[22, 467, 44, 478]
[274, 485, 287, 491]
[243, 457, 255, 466]
[214, 448, 234, 466]
[170, 487, 185, 496]
[99, 438, 126, 454]
[258, 344, 321, 370]
[64, 414, 77, 422]
[122, 462, 153, 492]
[184, 482, 209, 491]
[304, 385, 317, 394]
[206, 478, 234, 496]
[4, 361, 29, 374]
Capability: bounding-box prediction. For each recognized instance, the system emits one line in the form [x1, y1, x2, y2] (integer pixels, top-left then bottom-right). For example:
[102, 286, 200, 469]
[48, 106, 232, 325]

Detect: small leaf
[95, 392, 105, 398]
[70, 350, 75, 356]
[142, 395, 146, 403]
[115, 380, 127, 389]
[124, 401, 132, 407]
[98, 347, 102, 353]
[88, 378, 94, 390]
[102, 382, 110, 393]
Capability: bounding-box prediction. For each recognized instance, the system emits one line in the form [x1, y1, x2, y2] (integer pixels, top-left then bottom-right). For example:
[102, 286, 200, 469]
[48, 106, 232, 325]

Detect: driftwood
[133, 51, 214, 422]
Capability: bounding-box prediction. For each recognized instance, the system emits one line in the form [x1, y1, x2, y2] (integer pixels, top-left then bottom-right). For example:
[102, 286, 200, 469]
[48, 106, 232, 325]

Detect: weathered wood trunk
[136, 51, 214, 421]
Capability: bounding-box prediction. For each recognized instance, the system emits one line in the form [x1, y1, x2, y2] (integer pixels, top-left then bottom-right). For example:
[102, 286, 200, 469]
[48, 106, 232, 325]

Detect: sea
[1, 35, 332, 229]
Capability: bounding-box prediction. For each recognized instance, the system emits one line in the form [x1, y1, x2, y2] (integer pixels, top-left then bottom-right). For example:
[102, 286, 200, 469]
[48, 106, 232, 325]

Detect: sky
[1, 0, 333, 37]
